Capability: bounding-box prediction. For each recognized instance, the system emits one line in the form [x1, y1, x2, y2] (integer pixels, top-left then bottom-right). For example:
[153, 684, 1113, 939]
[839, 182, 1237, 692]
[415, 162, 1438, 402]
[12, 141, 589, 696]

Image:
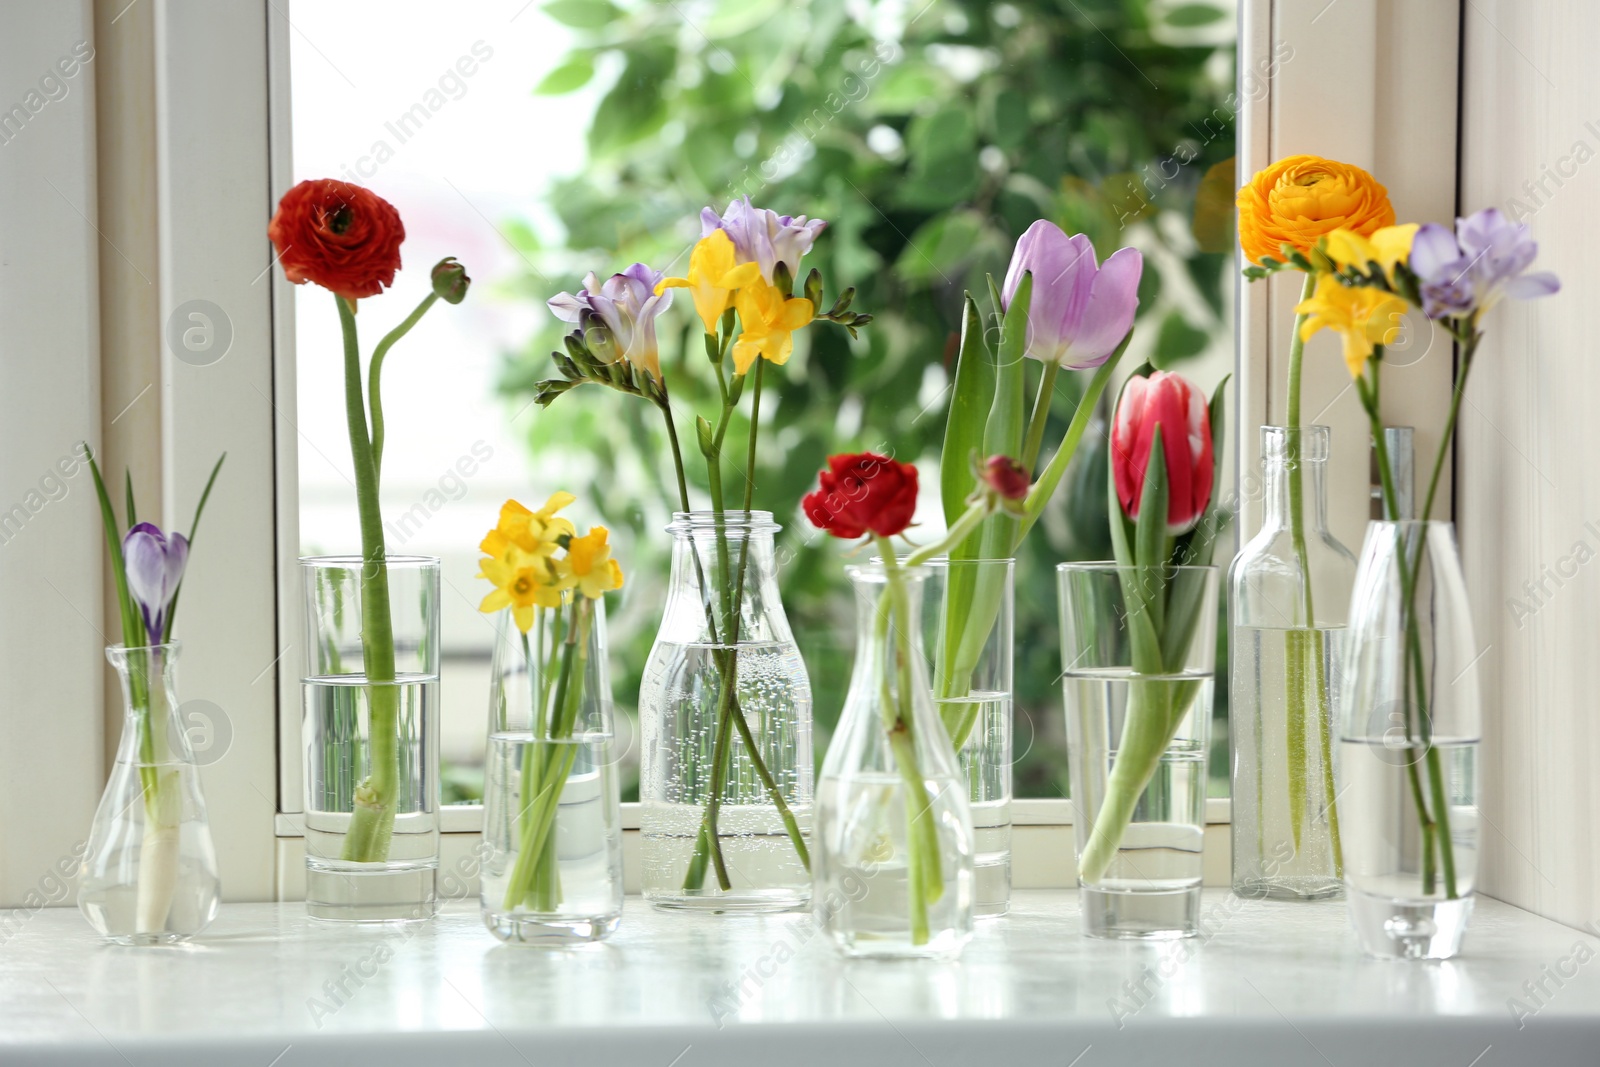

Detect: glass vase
[481, 595, 623, 944]
[1229, 425, 1357, 900]
[1339, 520, 1480, 960]
[79, 643, 221, 944]
[1059, 562, 1218, 939]
[301, 555, 440, 922]
[923, 557, 1014, 917]
[816, 563, 974, 959]
[638, 511, 813, 911]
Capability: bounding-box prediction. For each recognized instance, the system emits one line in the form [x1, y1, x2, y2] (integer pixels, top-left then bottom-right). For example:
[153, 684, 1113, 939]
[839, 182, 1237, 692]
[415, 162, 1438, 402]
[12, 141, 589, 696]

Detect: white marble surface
[3, 891, 1599, 1065]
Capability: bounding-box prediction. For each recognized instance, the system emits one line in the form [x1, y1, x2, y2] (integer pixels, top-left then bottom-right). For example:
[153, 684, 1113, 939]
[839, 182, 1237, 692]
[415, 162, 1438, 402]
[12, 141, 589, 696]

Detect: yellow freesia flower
[1322, 223, 1420, 278]
[477, 546, 564, 633]
[563, 525, 625, 600]
[480, 492, 576, 560]
[1296, 273, 1410, 379]
[655, 230, 761, 335]
[730, 276, 814, 375]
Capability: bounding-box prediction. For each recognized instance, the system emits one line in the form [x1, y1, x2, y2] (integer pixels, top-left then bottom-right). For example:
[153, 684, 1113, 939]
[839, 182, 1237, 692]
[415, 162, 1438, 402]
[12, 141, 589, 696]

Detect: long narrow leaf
[124, 469, 137, 528]
[940, 295, 993, 528]
[1133, 425, 1169, 638]
[1016, 329, 1132, 544]
[163, 451, 227, 641]
[85, 445, 141, 646]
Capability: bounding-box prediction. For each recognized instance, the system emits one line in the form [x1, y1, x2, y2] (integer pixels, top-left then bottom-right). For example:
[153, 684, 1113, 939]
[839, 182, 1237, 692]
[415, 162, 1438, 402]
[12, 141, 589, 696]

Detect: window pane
[288, 0, 1239, 804]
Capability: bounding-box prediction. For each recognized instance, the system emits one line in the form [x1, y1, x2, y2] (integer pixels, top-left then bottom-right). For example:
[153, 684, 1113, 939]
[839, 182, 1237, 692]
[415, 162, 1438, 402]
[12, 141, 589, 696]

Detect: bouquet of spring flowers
[1276, 206, 1558, 899]
[933, 222, 1143, 747]
[1075, 369, 1225, 883]
[533, 199, 868, 893]
[269, 179, 471, 862]
[477, 494, 623, 912]
[84, 447, 224, 934]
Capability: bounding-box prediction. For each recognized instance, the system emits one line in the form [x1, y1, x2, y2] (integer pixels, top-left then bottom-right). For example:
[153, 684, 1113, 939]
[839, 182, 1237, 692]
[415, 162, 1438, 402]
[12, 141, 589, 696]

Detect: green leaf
[84, 445, 141, 646]
[543, 0, 621, 29]
[535, 56, 596, 95]
[1166, 2, 1226, 27]
[940, 294, 993, 528]
[163, 451, 227, 640]
[973, 272, 1030, 562]
[1154, 311, 1210, 367]
[124, 469, 137, 528]
[896, 211, 986, 284]
[587, 47, 672, 157]
[1134, 424, 1169, 635]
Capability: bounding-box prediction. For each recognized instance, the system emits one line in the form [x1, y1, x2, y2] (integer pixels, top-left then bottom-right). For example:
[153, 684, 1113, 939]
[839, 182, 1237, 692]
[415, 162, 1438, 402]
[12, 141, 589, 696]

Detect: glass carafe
[638, 511, 813, 910]
[79, 643, 221, 944]
[1230, 425, 1356, 900]
[815, 563, 974, 958]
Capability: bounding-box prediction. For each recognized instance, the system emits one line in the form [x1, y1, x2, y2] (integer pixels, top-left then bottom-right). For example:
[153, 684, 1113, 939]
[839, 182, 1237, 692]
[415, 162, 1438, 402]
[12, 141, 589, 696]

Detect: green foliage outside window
[499, 0, 1238, 798]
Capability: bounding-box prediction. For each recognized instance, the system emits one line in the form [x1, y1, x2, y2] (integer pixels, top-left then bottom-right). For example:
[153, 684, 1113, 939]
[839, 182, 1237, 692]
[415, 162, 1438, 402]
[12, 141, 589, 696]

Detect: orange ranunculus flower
[268, 179, 405, 301]
[1236, 155, 1395, 267]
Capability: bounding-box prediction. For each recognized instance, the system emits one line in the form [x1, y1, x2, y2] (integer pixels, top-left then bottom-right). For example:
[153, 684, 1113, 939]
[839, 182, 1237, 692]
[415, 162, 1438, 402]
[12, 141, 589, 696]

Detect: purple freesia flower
[1001, 221, 1143, 369]
[123, 522, 188, 646]
[700, 198, 827, 284]
[548, 263, 674, 380]
[1408, 208, 1560, 320]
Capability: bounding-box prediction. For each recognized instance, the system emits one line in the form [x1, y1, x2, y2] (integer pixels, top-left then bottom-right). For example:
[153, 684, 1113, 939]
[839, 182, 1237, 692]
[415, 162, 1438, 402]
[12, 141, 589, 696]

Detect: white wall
[0, 0, 105, 906]
[1460, 0, 1600, 927]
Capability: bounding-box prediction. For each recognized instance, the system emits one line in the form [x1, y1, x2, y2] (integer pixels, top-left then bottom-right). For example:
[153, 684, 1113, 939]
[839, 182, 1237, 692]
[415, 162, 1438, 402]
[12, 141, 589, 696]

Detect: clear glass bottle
[1230, 425, 1356, 900]
[638, 511, 813, 911]
[480, 594, 623, 944]
[301, 555, 440, 922]
[1340, 521, 1479, 960]
[816, 563, 974, 959]
[79, 643, 221, 944]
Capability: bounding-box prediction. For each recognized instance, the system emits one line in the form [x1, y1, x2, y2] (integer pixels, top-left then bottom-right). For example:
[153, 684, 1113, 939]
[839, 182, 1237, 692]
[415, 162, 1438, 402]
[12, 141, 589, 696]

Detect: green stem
[1018, 335, 1128, 541]
[1020, 359, 1061, 474]
[877, 542, 937, 944]
[367, 292, 439, 482]
[334, 295, 401, 864]
[1366, 376, 1449, 897]
[1285, 272, 1318, 629]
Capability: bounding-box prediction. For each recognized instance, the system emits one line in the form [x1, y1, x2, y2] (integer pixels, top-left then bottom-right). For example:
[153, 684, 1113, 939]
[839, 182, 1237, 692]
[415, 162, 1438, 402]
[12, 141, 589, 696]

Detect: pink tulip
[1001, 221, 1142, 369]
[1111, 371, 1214, 534]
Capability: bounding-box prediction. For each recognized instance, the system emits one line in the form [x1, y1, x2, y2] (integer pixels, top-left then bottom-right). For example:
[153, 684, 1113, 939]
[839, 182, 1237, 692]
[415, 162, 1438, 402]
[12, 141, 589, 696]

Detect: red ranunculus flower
[803, 452, 918, 539]
[1112, 370, 1214, 534]
[268, 179, 405, 301]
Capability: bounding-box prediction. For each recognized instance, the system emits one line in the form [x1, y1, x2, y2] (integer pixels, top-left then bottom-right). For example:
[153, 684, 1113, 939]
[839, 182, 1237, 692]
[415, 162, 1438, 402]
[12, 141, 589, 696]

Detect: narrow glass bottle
[1230, 425, 1356, 899]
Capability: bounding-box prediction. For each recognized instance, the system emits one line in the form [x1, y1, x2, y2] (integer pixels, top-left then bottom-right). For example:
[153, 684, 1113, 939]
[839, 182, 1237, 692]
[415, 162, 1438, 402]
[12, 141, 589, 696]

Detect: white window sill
[6, 891, 1598, 1065]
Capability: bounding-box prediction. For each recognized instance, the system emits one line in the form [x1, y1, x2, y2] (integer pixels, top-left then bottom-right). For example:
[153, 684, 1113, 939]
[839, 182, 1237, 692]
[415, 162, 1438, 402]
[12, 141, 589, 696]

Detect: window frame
[134, 0, 1464, 898]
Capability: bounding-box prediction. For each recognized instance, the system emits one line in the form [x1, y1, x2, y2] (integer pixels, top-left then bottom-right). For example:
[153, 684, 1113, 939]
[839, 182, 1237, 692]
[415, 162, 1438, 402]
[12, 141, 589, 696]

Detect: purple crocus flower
[700, 198, 827, 284]
[548, 264, 674, 380]
[123, 522, 189, 646]
[1409, 208, 1560, 320]
[1001, 221, 1143, 370]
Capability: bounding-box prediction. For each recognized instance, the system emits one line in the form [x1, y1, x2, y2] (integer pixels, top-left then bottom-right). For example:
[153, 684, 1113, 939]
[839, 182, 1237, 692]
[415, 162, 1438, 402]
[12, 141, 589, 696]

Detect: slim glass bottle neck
[1258, 427, 1332, 534]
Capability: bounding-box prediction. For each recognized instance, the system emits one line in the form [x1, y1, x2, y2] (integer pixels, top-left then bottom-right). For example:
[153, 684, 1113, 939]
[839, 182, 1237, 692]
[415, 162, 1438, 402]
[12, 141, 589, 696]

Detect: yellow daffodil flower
[563, 525, 625, 600]
[730, 276, 814, 375]
[480, 492, 576, 560]
[1322, 223, 1420, 278]
[1296, 273, 1410, 379]
[655, 230, 761, 335]
[477, 547, 564, 633]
